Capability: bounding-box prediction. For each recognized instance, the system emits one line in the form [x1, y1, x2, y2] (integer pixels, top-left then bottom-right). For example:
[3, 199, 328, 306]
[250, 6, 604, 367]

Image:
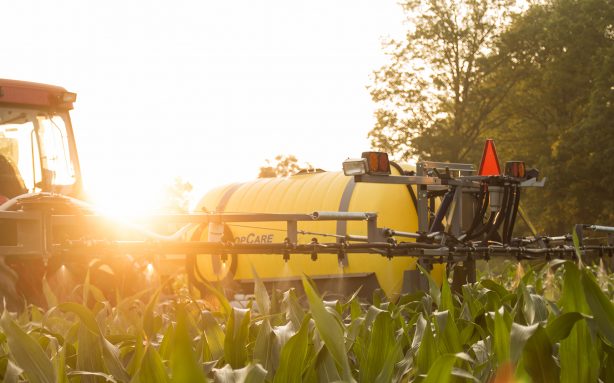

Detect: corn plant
[0, 260, 611, 382]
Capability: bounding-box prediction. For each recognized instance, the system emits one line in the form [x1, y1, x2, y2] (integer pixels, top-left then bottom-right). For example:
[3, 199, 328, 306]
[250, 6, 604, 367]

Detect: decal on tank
[235, 233, 274, 244]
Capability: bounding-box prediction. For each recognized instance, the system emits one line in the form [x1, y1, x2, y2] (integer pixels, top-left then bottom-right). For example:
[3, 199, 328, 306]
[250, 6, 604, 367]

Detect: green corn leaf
[434, 310, 462, 355]
[480, 279, 508, 299]
[200, 279, 232, 318]
[143, 290, 160, 340]
[52, 343, 67, 383]
[253, 319, 275, 379]
[0, 311, 56, 383]
[281, 288, 304, 330]
[202, 311, 225, 361]
[519, 281, 536, 324]
[75, 324, 105, 383]
[251, 265, 270, 316]
[41, 276, 58, 308]
[440, 273, 455, 318]
[213, 363, 267, 383]
[58, 303, 129, 382]
[522, 326, 559, 383]
[171, 305, 208, 383]
[224, 307, 251, 368]
[417, 264, 441, 307]
[158, 323, 175, 362]
[493, 308, 510, 364]
[314, 347, 342, 383]
[422, 354, 457, 383]
[545, 312, 585, 343]
[302, 275, 354, 383]
[559, 263, 599, 383]
[358, 310, 403, 383]
[560, 320, 599, 383]
[560, 262, 589, 314]
[127, 332, 145, 376]
[510, 323, 539, 364]
[66, 371, 117, 382]
[572, 225, 583, 262]
[581, 267, 614, 345]
[273, 314, 311, 383]
[130, 345, 170, 383]
[416, 315, 438, 376]
[2, 359, 24, 383]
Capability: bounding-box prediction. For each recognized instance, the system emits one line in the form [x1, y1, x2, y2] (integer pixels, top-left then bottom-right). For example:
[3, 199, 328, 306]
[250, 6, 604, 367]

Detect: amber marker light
[361, 151, 391, 175]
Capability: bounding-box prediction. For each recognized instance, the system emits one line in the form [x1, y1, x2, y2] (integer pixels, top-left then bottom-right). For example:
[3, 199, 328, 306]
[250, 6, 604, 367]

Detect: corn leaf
[417, 264, 441, 307]
[58, 303, 129, 382]
[170, 305, 208, 383]
[314, 347, 342, 383]
[2, 359, 23, 383]
[224, 307, 251, 368]
[416, 315, 438, 376]
[422, 354, 457, 383]
[0, 311, 56, 383]
[302, 276, 354, 383]
[130, 345, 169, 383]
[273, 314, 311, 383]
[581, 268, 614, 344]
[67, 371, 117, 382]
[358, 311, 403, 383]
[251, 266, 270, 316]
[480, 279, 508, 299]
[559, 263, 600, 383]
[200, 280, 232, 318]
[545, 312, 585, 343]
[440, 274, 455, 317]
[281, 289, 304, 330]
[253, 319, 275, 379]
[41, 276, 58, 308]
[143, 290, 160, 340]
[510, 322, 539, 364]
[202, 311, 225, 361]
[493, 307, 510, 364]
[212, 363, 267, 383]
[522, 326, 559, 383]
[75, 324, 105, 383]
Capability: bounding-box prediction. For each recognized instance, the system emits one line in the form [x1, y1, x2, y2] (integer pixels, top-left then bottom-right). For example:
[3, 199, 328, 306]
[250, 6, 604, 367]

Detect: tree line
[369, 0, 614, 234]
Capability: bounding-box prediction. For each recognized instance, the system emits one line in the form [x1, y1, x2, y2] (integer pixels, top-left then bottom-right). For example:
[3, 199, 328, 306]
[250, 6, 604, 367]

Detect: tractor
[1, 79, 612, 309]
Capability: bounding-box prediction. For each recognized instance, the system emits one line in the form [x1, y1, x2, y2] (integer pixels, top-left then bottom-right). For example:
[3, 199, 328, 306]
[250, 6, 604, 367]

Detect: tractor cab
[0, 79, 82, 203]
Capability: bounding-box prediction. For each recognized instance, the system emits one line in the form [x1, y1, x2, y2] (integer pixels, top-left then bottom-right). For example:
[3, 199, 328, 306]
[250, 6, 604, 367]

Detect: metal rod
[311, 211, 375, 221]
[586, 225, 614, 233]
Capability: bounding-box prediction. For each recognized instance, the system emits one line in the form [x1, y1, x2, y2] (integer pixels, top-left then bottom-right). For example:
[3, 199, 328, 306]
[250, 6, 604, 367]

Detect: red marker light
[361, 152, 391, 175]
[478, 139, 501, 176]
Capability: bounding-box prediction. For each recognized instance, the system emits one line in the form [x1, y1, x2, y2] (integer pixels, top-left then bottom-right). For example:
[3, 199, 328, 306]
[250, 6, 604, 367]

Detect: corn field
[0, 260, 613, 382]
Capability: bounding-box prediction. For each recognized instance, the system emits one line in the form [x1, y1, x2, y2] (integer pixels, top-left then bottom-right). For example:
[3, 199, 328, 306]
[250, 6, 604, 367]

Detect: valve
[310, 238, 318, 261]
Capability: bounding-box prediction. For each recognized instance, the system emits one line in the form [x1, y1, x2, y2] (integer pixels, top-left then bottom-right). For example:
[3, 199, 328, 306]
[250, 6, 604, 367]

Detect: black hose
[429, 188, 456, 233]
[465, 183, 489, 238]
[503, 185, 521, 244]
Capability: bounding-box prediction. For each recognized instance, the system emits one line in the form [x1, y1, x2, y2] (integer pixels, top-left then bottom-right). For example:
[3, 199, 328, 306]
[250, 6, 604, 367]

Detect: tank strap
[335, 178, 356, 267]
[216, 183, 244, 212]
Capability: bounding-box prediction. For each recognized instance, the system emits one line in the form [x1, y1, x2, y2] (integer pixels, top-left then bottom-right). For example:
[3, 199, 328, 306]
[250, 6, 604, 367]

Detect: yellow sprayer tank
[192, 167, 443, 298]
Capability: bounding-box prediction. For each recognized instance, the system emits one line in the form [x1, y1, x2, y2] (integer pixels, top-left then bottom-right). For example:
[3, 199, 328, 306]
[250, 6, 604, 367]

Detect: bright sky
[3, 0, 405, 213]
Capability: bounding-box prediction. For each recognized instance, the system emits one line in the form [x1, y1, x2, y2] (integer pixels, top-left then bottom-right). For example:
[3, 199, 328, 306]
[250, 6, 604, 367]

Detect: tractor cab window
[0, 110, 76, 194]
[36, 115, 76, 188]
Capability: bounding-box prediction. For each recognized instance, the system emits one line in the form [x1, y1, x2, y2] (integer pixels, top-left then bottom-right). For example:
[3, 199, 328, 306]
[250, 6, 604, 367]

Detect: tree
[369, 0, 519, 163]
[258, 155, 315, 178]
[489, 0, 614, 233]
[164, 177, 193, 212]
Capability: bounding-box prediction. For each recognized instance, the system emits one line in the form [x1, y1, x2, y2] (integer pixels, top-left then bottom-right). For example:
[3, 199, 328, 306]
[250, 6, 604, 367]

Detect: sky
[3, 0, 406, 213]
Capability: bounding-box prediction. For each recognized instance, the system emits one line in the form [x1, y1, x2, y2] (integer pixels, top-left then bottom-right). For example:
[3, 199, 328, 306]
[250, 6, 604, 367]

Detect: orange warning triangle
[478, 139, 501, 176]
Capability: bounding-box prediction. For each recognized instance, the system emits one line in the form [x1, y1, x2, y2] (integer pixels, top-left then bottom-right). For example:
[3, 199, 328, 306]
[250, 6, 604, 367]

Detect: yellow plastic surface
[194, 170, 444, 297]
